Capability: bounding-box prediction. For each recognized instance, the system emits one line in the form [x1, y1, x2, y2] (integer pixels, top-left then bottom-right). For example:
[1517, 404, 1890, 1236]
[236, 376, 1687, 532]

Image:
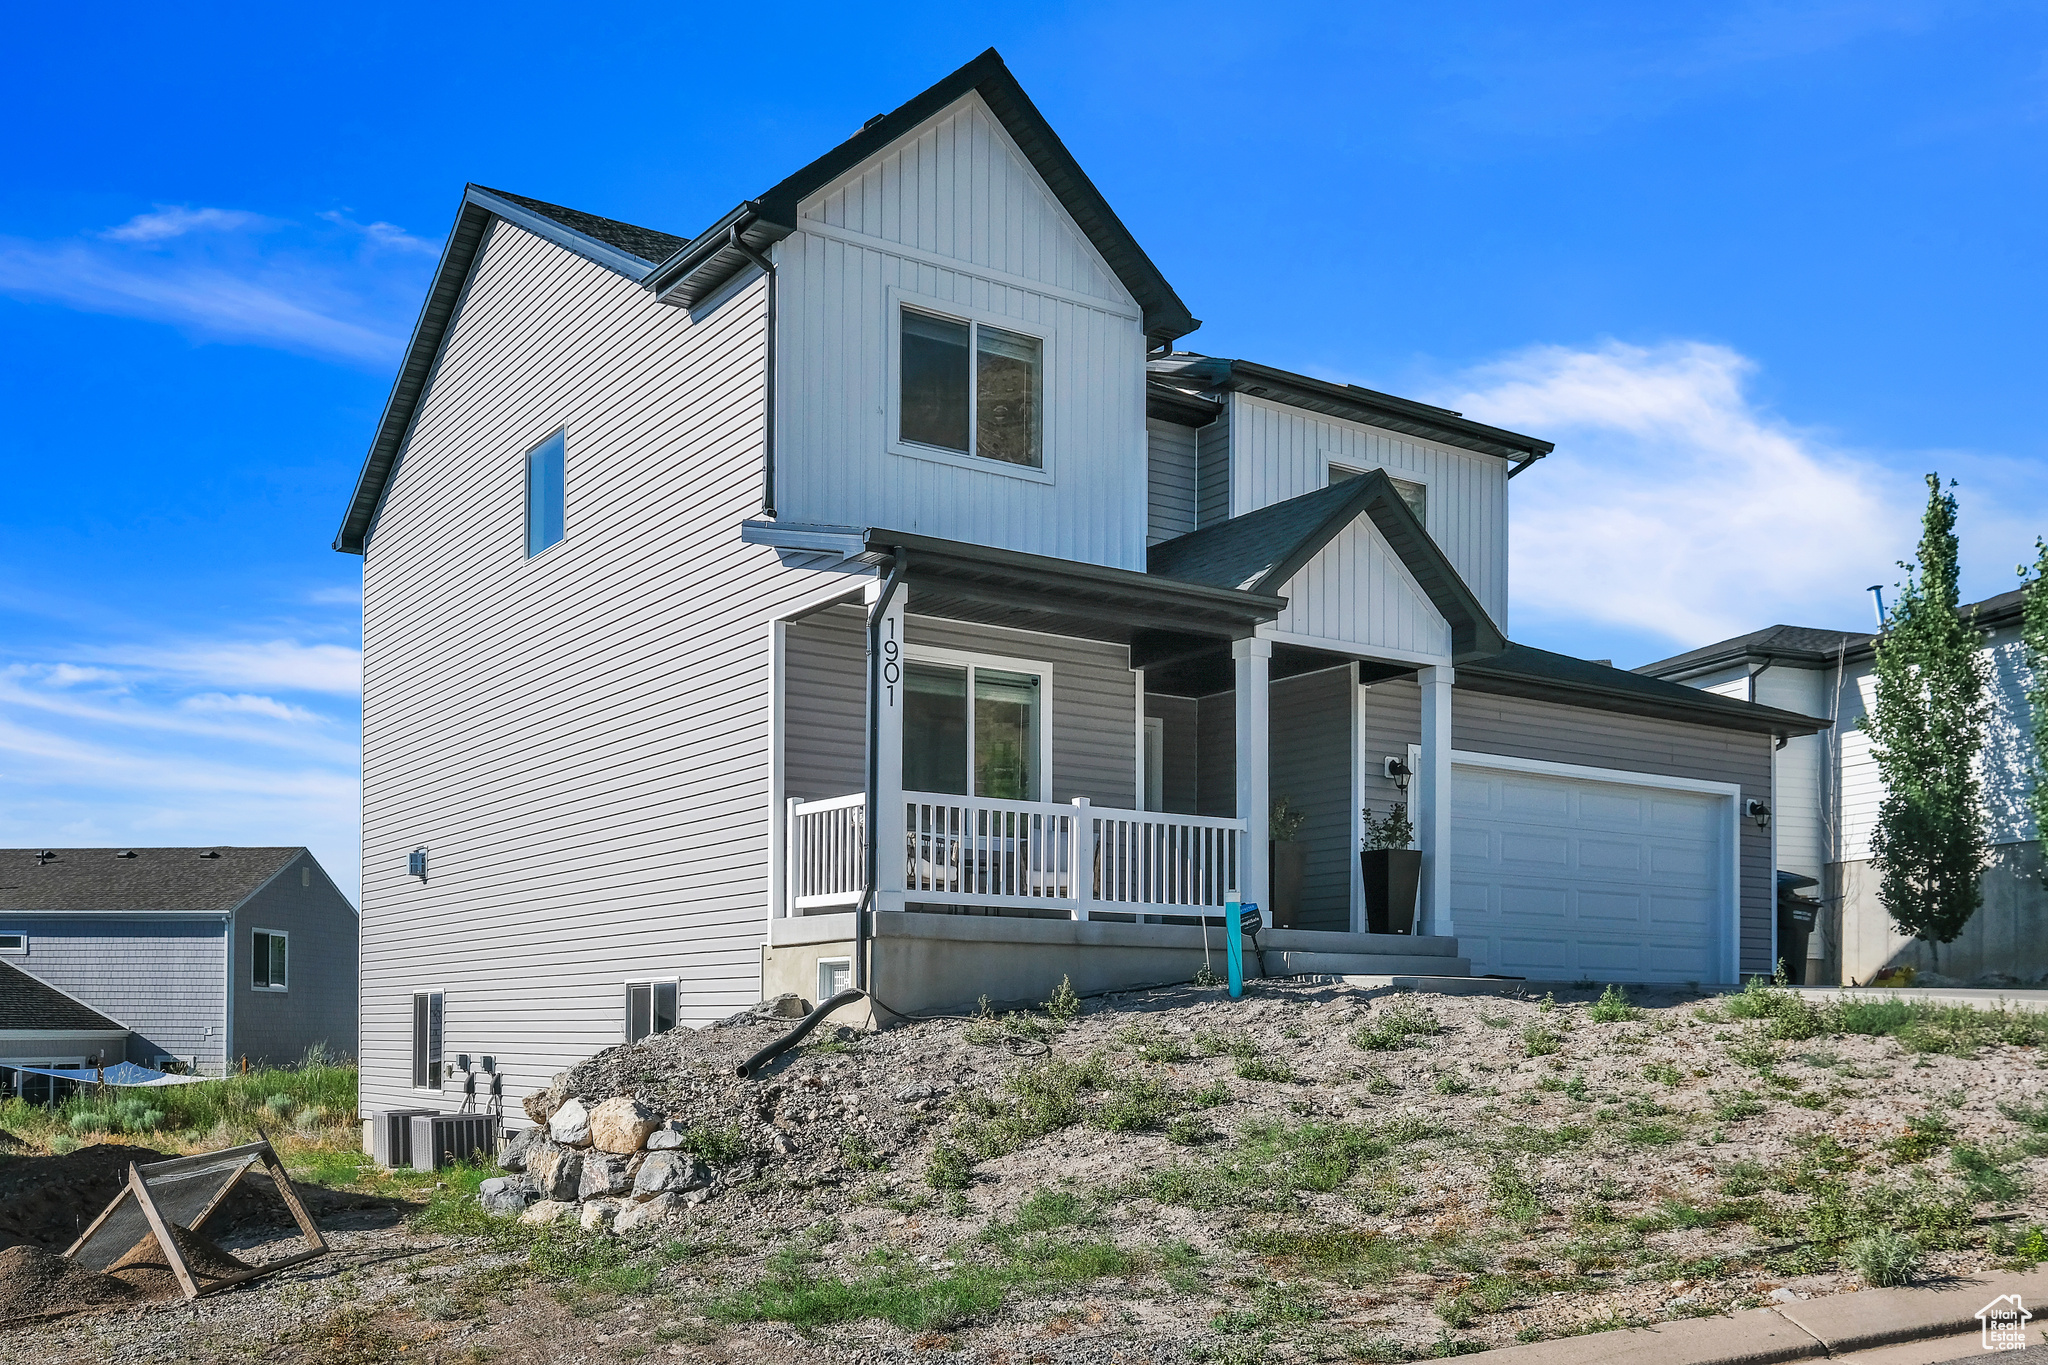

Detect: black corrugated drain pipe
[735, 989, 868, 1079]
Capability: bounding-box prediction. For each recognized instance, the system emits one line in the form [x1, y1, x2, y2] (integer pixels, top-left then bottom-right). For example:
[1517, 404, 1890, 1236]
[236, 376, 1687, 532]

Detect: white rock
[528, 1146, 584, 1202]
[519, 1199, 577, 1226]
[580, 1200, 619, 1232]
[549, 1097, 593, 1147]
[613, 1193, 678, 1234]
[645, 1122, 687, 1151]
[634, 1150, 711, 1196]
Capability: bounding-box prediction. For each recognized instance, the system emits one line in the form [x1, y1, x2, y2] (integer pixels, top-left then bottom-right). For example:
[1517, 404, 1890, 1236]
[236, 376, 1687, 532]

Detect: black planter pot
[1269, 841, 1307, 929]
[1360, 848, 1422, 935]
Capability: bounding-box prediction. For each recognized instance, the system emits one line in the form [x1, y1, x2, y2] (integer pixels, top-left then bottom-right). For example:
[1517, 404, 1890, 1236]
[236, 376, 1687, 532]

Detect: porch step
[1268, 950, 1473, 978]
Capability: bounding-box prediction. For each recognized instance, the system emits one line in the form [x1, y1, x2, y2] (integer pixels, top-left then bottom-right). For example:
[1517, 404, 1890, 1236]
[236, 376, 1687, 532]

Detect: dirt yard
[12, 976, 2048, 1365]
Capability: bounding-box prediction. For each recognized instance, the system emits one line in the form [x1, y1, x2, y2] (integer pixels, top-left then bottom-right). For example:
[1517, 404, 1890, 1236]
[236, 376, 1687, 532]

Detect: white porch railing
[786, 791, 1244, 920]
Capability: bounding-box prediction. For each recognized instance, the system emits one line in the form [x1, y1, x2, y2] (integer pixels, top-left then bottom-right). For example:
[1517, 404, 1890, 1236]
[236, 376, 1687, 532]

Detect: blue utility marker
[1224, 901, 1259, 999]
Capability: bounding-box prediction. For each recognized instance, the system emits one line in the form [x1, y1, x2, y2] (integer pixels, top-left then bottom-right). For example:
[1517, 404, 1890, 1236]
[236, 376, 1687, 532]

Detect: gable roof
[641, 48, 1197, 343]
[1146, 471, 1506, 661]
[1464, 643, 1832, 737]
[1636, 585, 2029, 682]
[1149, 355, 1553, 467]
[0, 959, 124, 1033]
[0, 847, 303, 914]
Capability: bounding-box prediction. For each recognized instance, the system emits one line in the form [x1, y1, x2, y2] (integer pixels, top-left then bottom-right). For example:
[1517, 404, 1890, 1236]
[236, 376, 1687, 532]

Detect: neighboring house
[334, 49, 1826, 1127]
[0, 847, 359, 1073]
[0, 958, 130, 1104]
[1638, 587, 2042, 984]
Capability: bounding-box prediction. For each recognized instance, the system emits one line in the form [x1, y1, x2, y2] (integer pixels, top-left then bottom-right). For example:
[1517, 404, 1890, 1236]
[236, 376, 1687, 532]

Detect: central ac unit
[408, 1112, 501, 1172]
[369, 1109, 437, 1168]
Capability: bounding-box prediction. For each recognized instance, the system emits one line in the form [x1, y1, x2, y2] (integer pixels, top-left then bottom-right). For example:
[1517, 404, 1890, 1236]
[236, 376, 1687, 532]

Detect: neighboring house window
[1329, 463, 1427, 526]
[625, 981, 678, 1043]
[0, 933, 23, 953]
[899, 306, 1042, 469]
[525, 430, 566, 557]
[252, 930, 288, 990]
[412, 991, 443, 1089]
[903, 651, 1050, 800]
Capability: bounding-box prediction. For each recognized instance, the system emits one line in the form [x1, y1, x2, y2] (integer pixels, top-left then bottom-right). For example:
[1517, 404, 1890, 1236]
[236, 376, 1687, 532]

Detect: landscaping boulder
[578, 1153, 633, 1201]
[580, 1200, 618, 1232]
[519, 1199, 577, 1226]
[498, 1126, 541, 1172]
[752, 993, 809, 1020]
[589, 1096, 661, 1155]
[521, 1089, 556, 1126]
[549, 1097, 592, 1147]
[645, 1122, 687, 1151]
[633, 1150, 710, 1197]
[478, 1175, 534, 1218]
[528, 1146, 584, 1202]
[613, 1193, 678, 1235]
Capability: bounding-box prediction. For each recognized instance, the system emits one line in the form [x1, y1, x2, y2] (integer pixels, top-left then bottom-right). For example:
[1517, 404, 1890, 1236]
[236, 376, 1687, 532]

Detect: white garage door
[1449, 762, 1731, 984]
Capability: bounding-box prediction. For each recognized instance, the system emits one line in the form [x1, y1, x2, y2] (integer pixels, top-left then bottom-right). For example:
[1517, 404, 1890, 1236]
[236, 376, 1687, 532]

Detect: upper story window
[899, 305, 1042, 469]
[1330, 463, 1427, 527]
[525, 430, 566, 557]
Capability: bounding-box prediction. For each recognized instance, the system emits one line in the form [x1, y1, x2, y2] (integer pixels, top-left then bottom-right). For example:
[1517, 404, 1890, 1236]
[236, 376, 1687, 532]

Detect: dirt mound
[0, 1144, 171, 1251]
[0, 1244, 141, 1319]
[104, 1222, 253, 1297]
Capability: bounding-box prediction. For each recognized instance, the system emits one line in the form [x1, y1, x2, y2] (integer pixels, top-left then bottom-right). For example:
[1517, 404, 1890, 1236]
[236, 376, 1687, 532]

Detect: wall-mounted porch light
[1744, 798, 1771, 830]
[1383, 757, 1412, 792]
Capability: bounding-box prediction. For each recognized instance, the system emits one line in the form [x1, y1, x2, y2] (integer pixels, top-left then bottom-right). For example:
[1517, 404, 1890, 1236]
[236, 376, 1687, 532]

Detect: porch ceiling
[858, 530, 1284, 647]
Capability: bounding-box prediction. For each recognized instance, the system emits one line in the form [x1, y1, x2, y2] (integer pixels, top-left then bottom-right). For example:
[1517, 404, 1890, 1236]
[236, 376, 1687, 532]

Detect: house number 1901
[881, 616, 900, 707]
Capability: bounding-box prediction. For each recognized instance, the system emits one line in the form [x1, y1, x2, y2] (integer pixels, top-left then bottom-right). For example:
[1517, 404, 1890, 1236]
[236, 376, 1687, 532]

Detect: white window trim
[903, 642, 1057, 801]
[411, 988, 445, 1093]
[0, 933, 24, 954]
[522, 426, 570, 562]
[885, 286, 1055, 485]
[1324, 454, 1433, 534]
[816, 957, 852, 1004]
[251, 928, 288, 992]
[622, 978, 680, 1043]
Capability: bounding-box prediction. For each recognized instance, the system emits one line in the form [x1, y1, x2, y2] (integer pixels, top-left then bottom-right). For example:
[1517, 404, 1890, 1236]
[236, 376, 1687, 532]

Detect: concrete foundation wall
[1830, 840, 2048, 985]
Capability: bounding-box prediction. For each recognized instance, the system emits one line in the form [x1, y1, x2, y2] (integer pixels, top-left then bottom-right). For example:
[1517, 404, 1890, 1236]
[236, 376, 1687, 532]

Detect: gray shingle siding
[229, 852, 360, 1067]
[0, 917, 227, 1071]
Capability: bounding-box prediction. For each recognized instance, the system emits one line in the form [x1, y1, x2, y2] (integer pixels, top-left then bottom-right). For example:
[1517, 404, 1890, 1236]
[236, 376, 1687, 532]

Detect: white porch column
[1234, 637, 1272, 923]
[1417, 664, 1455, 937]
[866, 576, 907, 914]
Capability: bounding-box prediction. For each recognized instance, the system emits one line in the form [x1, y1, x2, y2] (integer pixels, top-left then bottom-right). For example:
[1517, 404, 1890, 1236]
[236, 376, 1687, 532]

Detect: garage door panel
[1450, 761, 1728, 985]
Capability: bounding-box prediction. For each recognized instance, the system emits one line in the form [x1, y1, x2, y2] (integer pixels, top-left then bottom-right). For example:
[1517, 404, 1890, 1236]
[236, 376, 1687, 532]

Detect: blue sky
[3, 2, 2044, 898]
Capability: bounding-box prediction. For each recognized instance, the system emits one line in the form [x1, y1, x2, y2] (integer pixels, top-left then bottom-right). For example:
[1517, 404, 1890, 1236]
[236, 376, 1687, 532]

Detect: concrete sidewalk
[1472, 1267, 2048, 1364]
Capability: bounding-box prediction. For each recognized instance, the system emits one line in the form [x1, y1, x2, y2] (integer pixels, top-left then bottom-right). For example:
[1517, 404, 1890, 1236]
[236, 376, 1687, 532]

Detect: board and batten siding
[357, 219, 835, 1122]
[1147, 419, 1198, 545]
[230, 852, 360, 1067]
[1447, 689, 1776, 975]
[774, 92, 1148, 571]
[0, 917, 226, 1071]
[1270, 518, 1454, 664]
[1224, 394, 1511, 628]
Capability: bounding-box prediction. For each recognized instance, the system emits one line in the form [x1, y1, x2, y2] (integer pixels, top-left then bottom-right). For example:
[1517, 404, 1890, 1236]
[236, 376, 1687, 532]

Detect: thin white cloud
[180, 692, 325, 724]
[100, 206, 274, 243]
[104, 639, 362, 695]
[1435, 341, 1915, 647]
[306, 584, 363, 607]
[318, 210, 440, 255]
[42, 664, 125, 688]
[0, 237, 402, 365]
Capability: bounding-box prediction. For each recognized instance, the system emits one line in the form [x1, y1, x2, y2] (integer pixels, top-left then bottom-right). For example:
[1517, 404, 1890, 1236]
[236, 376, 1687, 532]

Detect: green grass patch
[1134, 1119, 1397, 1212]
[1351, 1001, 1443, 1052]
[1588, 985, 1638, 1023]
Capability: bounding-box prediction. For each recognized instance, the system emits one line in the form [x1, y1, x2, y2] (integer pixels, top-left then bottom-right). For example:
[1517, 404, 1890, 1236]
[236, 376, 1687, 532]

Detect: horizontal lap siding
[1144, 695, 1200, 815]
[779, 95, 1145, 570]
[1269, 669, 1354, 931]
[909, 617, 1136, 808]
[1451, 691, 1775, 975]
[1228, 395, 1510, 628]
[231, 854, 360, 1067]
[1197, 694, 1236, 819]
[0, 919, 225, 1070]
[785, 606, 867, 803]
[358, 223, 823, 1122]
[1147, 420, 1198, 545]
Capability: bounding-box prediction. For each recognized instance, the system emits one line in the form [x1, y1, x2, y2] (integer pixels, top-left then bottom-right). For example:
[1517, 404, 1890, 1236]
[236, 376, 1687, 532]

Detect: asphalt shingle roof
[0, 959, 122, 1032]
[1465, 643, 1830, 734]
[1148, 480, 1364, 593]
[472, 187, 686, 267]
[1637, 586, 2029, 680]
[0, 847, 300, 913]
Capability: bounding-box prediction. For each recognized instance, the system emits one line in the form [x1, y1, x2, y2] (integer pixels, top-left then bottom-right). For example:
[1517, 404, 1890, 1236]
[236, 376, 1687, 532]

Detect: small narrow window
[0, 933, 24, 954]
[301, 866, 310, 888]
[252, 930, 288, 990]
[817, 958, 851, 1003]
[525, 430, 566, 557]
[626, 981, 679, 1043]
[413, 991, 443, 1089]
[898, 307, 1042, 469]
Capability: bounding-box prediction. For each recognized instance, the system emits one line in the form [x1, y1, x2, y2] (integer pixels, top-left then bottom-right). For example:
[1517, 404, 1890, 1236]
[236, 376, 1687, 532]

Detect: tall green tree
[2020, 537, 2048, 877]
[1862, 474, 1990, 961]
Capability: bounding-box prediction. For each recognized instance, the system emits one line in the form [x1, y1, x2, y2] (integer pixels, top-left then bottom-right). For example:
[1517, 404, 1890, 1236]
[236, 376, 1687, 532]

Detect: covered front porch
[758, 519, 1479, 1010]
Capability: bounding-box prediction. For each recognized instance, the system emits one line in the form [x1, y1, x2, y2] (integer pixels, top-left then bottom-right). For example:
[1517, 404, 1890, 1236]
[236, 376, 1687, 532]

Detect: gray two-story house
[0, 846, 359, 1074]
[335, 50, 1826, 1126]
